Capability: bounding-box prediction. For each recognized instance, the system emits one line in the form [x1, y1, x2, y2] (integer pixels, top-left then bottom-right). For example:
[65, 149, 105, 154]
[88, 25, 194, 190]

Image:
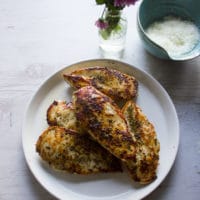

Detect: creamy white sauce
[146, 16, 200, 56]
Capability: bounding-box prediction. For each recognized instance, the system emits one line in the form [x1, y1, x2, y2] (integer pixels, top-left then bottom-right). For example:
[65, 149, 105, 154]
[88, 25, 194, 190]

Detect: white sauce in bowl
[146, 16, 200, 56]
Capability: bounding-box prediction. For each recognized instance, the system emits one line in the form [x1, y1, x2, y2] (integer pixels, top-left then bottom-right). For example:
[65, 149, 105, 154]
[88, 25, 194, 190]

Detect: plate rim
[22, 58, 180, 200]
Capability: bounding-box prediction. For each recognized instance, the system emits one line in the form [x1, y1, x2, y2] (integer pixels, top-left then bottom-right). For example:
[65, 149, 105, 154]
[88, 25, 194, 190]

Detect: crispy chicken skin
[47, 101, 78, 131]
[36, 126, 122, 174]
[73, 86, 136, 162]
[63, 67, 138, 101]
[122, 100, 160, 184]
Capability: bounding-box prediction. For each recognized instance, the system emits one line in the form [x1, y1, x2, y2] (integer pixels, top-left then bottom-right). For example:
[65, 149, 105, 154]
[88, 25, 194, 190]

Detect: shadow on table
[139, 51, 200, 103]
[143, 151, 180, 200]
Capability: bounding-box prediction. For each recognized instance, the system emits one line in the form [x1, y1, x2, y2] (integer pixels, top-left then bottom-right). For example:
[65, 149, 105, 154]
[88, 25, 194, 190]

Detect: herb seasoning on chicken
[36, 126, 122, 174]
[63, 67, 138, 101]
[47, 101, 78, 131]
[73, 86, 136, 162]
[122, 100, 160, 184]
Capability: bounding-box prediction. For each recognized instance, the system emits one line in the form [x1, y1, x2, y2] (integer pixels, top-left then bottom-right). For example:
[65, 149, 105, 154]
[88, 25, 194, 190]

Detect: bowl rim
[137, 0, 200, 61]
[137, 3, 170, 59]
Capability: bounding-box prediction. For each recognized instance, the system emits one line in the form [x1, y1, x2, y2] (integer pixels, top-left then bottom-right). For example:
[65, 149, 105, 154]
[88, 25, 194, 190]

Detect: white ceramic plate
[22, 59, 179, 200]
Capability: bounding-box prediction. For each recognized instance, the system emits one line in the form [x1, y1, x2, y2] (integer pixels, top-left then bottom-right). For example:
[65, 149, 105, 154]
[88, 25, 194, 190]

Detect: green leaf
[96, 0, 105, 5]
[114, 24, 122, 32]
[100, 30, 110, 40]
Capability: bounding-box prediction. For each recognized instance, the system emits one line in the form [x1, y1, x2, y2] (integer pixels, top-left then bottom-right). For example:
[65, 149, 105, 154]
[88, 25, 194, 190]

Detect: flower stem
[101, 6, 106, 18]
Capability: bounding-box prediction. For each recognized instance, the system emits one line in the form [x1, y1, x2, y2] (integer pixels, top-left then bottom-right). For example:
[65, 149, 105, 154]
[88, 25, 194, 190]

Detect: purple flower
[95, 19, 109, 29]
[114, 0, 138, 7]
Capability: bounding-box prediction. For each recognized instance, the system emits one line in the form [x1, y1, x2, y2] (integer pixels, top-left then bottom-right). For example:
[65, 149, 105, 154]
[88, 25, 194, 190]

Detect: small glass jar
[98, 9, 127, 58]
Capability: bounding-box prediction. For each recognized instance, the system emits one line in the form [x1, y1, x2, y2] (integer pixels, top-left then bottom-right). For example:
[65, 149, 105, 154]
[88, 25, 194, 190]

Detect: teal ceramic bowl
[137, 0, 200, 60]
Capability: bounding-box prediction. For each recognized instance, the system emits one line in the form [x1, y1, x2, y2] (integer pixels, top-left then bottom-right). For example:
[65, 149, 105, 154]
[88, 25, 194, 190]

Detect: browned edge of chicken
[73, 86, 136, 163]
[46, 100, 80, 132]
[63, 66, 138, 101]
[47, 100, 66, 125]
[36, 126, 122, 174]
[122, 100, 160, 184]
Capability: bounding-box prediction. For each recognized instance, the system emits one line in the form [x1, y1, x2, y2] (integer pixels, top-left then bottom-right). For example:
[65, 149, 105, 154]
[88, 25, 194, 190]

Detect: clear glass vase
[98, 9, 127, 58]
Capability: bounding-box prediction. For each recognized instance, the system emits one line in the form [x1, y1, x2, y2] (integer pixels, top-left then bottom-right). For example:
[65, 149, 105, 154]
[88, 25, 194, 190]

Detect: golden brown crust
[63, 67, 138, 101]
[73, 86, 136, 162]
[122, 100, 160, 184]
[47, 101, 78, 132]
[36, 126, 122, 174]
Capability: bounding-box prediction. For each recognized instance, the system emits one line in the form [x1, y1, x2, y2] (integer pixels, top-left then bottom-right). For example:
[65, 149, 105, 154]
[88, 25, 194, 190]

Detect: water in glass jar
[99, 19, 127, 58]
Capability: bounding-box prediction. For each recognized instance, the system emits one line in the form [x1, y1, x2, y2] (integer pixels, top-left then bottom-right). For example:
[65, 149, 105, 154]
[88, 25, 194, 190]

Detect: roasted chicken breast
[36, 126, 122, 174]
[73, 86, 136, 162]
[47, 101, 78, 131]
[63, 67, 138, 101]
[122, 100, 160, 184]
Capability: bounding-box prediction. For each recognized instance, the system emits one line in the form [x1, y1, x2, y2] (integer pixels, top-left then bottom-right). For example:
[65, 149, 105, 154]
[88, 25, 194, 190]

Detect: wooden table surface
[0, 0, 199, 199]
